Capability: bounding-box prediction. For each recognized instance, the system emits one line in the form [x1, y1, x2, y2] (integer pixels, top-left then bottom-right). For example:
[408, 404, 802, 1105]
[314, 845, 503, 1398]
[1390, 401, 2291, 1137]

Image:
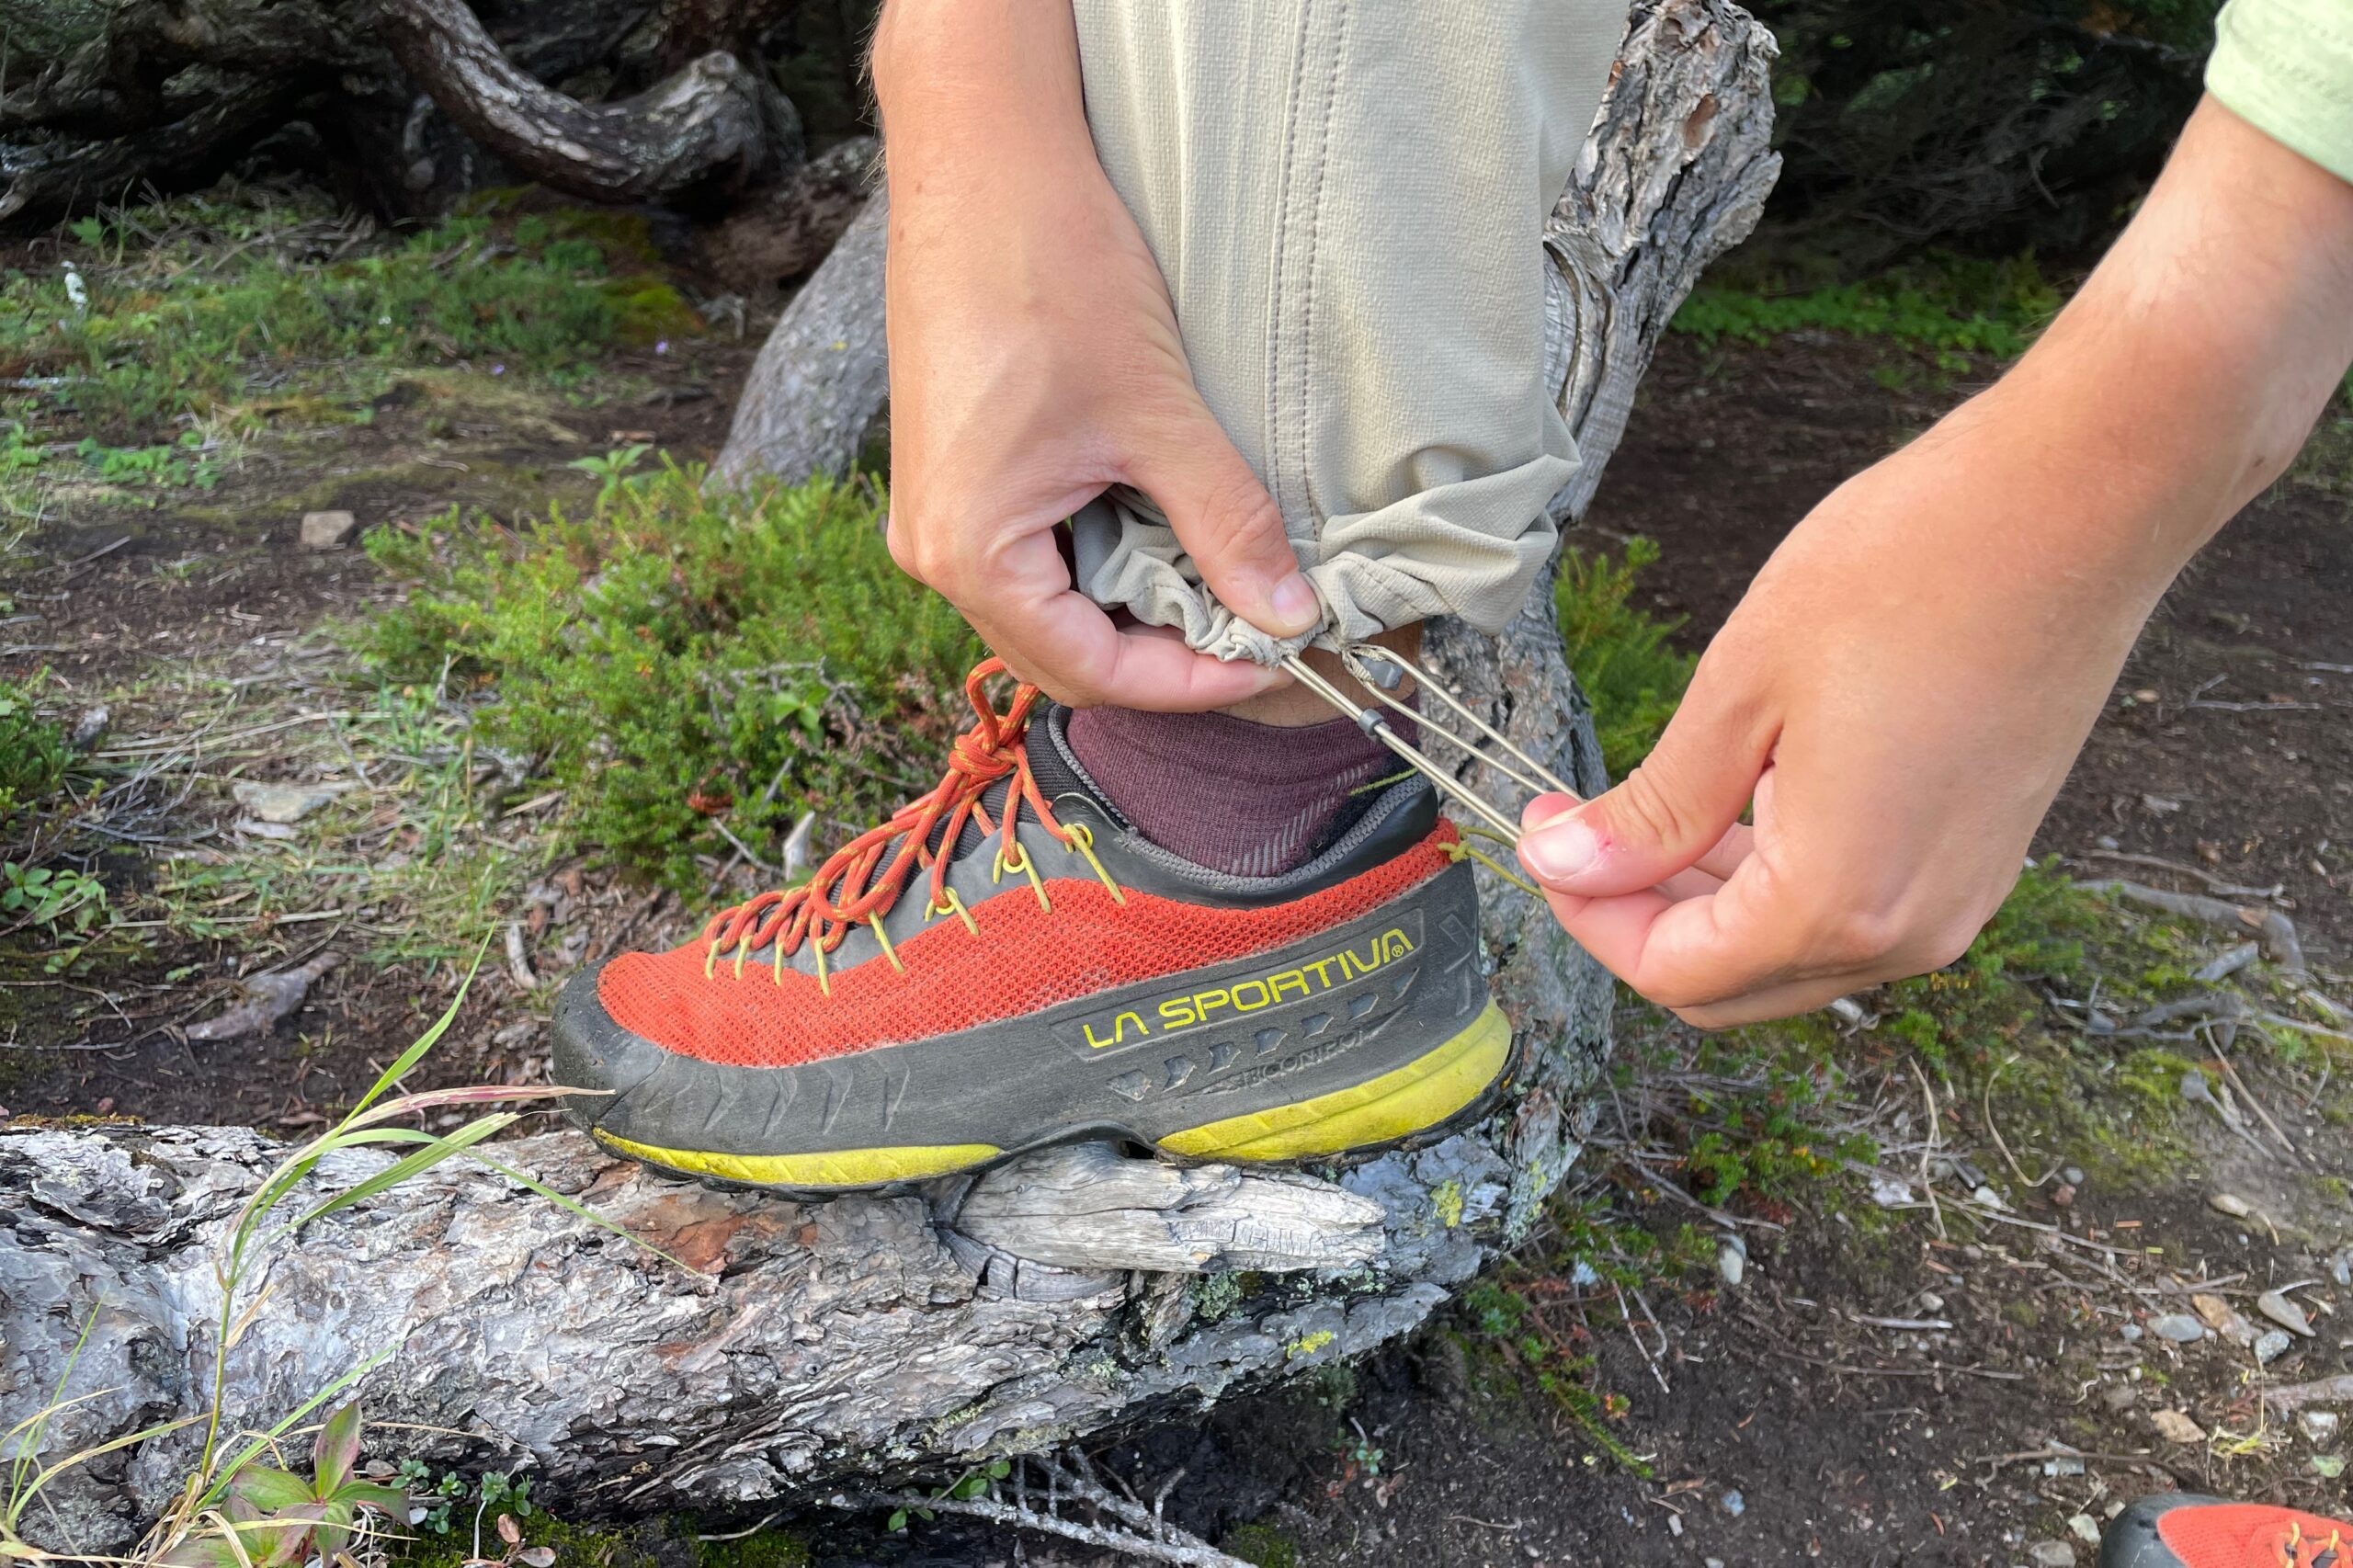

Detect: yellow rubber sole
[588, 1135, 1004, 1188]
[1160, 1000, 1512, 1161]
[591, 1001, 1512, 1190]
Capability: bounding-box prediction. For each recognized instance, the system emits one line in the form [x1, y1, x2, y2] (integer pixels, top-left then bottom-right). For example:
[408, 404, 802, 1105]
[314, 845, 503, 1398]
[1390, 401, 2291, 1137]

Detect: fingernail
[1520, 817, 1599, 884]
[1268, 572, 1318, 633]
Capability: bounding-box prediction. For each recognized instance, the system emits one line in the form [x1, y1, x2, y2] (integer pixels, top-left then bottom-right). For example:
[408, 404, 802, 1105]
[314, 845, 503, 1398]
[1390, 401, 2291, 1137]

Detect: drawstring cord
[1279, 642, 1581, 851]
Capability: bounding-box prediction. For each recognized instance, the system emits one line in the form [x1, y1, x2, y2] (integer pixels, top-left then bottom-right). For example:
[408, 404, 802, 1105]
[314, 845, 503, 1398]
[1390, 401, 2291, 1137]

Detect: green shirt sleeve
[2206, 0, 2353, 186]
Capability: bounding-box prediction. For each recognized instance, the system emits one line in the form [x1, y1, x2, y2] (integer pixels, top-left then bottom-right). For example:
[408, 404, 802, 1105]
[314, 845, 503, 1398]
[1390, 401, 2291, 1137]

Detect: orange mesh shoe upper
[2160, 1503, 2353, 1567]
[596, 824, 1459, 1068]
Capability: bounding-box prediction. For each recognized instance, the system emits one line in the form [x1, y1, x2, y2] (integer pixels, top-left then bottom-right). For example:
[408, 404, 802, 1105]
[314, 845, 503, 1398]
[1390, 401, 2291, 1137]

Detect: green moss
[1222, 1522, 1301, 1568]
[397, 1515, 653, 1568]
[603, 278, 703, 346]
[2001, 1300, 2042, 1329]
[694, 1528, 814, 1568]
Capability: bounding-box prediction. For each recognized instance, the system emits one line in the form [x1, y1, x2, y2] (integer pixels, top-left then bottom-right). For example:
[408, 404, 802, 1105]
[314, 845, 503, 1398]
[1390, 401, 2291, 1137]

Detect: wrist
[873, 0, 1085, 126]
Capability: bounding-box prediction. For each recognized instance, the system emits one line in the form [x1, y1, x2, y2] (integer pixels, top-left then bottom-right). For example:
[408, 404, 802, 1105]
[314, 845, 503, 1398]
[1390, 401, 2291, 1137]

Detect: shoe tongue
[923, 703, 1117, 863]
[1023, 703, 1118, 817]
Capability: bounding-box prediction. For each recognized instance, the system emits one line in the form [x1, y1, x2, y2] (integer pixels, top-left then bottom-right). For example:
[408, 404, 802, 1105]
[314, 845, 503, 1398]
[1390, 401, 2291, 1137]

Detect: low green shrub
[361, 462, 982, 891]
[5, 193, 697, 447]
[1554, 537, 1697, 779]
[1671, 251, 2062, 359]
[0, 677, 70, 824]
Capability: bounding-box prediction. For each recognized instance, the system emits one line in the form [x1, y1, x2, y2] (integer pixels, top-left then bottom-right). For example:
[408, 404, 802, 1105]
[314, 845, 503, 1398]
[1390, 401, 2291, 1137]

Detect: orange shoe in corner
[552, 660, 1512, 1194]
[2105, 1496, 2353, 1567]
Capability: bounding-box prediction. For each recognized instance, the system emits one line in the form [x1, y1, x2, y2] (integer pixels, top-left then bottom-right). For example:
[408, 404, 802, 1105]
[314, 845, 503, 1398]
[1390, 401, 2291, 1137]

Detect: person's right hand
[871, 0, 1319, 710]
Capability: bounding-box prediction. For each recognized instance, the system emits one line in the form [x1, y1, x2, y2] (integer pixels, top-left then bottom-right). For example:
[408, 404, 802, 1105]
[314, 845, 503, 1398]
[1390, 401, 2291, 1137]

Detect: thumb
[1125, 398, 1320, 640]
[1518, 687, 1769, 898]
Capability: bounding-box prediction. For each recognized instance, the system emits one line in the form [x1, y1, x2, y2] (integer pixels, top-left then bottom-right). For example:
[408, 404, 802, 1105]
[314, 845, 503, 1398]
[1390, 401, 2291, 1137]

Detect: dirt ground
[4, 309, 2349, 1568]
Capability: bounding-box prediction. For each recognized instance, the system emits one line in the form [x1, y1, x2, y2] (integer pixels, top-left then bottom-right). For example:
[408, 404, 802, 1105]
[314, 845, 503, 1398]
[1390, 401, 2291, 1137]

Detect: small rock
[2050, 1183, 2075, 1208]
[2042, 1449, 2086, 1477]
[1667, 1514, 1683, 1539]
[2328, 1248, 2353, 1289]
[2191, 1294, 2234, 1331]
[2068, 1515, 2101, 1546]
[2150, 1313, 2206, 1344]
[2100, 1384, 2137, 1413]
[2298, 1411, 2341, 1441]
[491, 1020, 540, 1049]
[1917, 1291, 1946, 1313]
[2256, 1330, 2293, 1365]
[2119, 1324, 2143, 1342]
[300, 509, 359, 550]
[1869, 1173, 1914, 1208]
[1717, 1234, 1746, 1288]
[1971, 1183, 2006, 1210]
[2062, 1166, 2086, 1187]
[2028, 1540, 2077, 1566]
[186, 952, 342, 1042]
[2151, 1409, 2206, 1444]
[2257, 1290, 2315, 1338]
[1719, 1490, 1744, 1517]
[232, 779, 352, 824]
[233, 818, 300, 841]
[1569, 1260, 1600, 1288]
[2209, 1192, 2254, 1219]
[69, 704, 108, 747]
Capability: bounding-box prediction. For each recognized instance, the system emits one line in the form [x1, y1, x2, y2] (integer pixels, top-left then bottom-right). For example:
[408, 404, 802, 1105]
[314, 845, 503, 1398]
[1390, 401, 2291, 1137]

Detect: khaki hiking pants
[1066, 0, 1626, 664]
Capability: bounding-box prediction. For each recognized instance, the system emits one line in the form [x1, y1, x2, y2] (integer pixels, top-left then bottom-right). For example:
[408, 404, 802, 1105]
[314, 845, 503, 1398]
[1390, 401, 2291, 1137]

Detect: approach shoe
[2104, 1496, 2353, 1567]
[553, 658, 1511, 1193]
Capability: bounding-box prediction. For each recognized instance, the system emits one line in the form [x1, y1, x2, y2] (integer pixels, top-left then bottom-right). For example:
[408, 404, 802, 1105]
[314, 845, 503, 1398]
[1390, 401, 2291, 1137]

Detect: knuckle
[1803, 902, 1909, 973]
[884, 517, 919, 575]
[1915, 918, 1984, 976]
[1188, 473, 1287, 568]
[1607, 762, 1708, 854]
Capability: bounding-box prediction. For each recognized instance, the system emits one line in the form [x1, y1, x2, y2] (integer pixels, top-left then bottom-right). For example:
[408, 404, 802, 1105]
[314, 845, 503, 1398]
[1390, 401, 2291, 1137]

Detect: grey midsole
[553, 859, 1490, 1159]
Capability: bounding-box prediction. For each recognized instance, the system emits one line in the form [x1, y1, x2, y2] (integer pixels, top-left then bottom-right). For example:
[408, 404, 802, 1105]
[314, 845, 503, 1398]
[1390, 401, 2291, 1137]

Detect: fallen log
[1, 0, 1779, 1551]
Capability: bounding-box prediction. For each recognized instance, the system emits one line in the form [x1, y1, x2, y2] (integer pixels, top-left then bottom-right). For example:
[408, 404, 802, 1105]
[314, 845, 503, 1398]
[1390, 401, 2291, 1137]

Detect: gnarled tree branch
[378, 0, 800, 205]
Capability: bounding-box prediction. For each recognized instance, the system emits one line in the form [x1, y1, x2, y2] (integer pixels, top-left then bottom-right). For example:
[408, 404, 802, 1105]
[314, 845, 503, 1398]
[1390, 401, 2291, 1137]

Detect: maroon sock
[1063, 704, 1412, 877]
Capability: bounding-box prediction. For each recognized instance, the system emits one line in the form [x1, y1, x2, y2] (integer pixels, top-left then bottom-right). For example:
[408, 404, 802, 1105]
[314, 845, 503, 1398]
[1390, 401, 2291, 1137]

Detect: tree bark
[0, 0, 806, 224]
[379, 0, 801, 207]
[710, 187, 891, 484]
[0, 1, 1778, 1551]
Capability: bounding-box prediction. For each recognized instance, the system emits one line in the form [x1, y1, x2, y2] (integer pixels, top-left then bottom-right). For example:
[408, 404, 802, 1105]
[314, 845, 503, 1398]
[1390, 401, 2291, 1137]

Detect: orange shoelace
[701, 659, 1097, 980]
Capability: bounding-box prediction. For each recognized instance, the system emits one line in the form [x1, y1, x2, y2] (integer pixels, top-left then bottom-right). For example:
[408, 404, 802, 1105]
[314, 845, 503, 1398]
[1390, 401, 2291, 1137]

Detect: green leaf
[985, 1459, 1010, 1480]
[885, 1510, 907, 1533]
[312, 1402, 362, 1495]
[331, 1481, 411, 1517]
[229, 1466, 315, 1515]
[949, 1476, 986, 1500]
[154, 1536, 244, 1568]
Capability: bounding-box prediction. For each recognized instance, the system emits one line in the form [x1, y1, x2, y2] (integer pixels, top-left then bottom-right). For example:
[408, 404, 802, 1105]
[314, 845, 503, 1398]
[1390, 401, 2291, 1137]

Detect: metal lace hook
[1277, 644, 1582, 848]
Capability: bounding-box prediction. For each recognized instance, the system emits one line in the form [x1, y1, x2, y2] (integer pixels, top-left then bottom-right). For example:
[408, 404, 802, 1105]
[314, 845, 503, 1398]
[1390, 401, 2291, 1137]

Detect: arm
[1518, 97, 2353, 1026]
[870, 0, 1317, 709]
